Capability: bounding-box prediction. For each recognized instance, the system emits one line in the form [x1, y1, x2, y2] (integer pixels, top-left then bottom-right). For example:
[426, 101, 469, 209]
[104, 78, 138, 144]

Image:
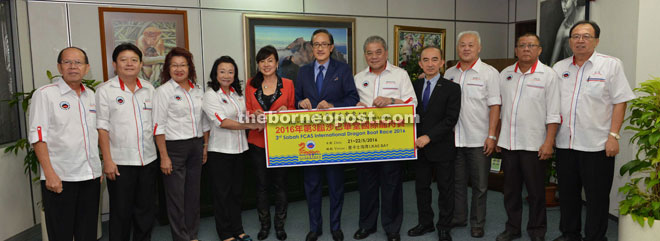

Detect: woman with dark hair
[245, 45, 295, 240]
[203, 56, 262, 241]
[152, 47, 209, 241]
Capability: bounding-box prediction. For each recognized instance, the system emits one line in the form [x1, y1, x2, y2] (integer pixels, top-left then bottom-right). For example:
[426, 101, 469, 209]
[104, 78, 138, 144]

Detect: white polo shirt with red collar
[96, 76, 156, 166]
[498, 60, 561, 151]
[202, 87, 249, 154]
[152, 79, 209, 140]
[353, 62, 417, 107]
[444, 58, 502, 147]
[553, 52, 635, 151]
[28, 77, 101, 182]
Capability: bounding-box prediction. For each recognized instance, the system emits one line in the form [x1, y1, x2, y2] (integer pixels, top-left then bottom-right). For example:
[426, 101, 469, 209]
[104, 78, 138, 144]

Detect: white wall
[2, 0, 521, 238]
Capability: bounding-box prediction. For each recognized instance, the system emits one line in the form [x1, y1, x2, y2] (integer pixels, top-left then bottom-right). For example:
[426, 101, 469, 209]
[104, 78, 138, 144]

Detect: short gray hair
[363, 35, 388, 52]
[457, 31, 481, 46]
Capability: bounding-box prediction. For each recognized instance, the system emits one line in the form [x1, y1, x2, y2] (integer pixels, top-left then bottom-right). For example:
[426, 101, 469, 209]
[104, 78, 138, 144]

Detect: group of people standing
[29, 20, 631, 241]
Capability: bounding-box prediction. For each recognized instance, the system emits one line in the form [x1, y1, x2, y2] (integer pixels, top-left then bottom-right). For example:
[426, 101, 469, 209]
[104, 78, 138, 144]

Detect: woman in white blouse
[152, 47, 209, 241]
[203, 56, 262, 241]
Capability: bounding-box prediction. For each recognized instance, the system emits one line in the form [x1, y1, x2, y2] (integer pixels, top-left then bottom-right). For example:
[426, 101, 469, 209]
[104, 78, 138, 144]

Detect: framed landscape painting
[243, 14, 355, 82]
[99, 7, 188, 87]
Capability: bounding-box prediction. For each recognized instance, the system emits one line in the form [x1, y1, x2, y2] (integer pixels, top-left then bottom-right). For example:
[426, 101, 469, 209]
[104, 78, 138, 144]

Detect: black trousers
[208, 151, 246, 240]
[501, 149, 547, 238]
[556, 149, 614, 241]
[357, 161, 403, 233]
[163, 137, 202, 241]
[41, 177, 100, 241]
[107, 161, 158, 241]
[414, 151, 454, 230]
[249, 144, 288, 230]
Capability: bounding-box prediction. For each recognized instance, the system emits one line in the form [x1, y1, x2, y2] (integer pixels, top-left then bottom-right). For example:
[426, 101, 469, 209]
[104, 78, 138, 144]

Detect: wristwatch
[488, 135, 497, 141]
[390, 97, 395, 104]
[609, 132, 621, 140]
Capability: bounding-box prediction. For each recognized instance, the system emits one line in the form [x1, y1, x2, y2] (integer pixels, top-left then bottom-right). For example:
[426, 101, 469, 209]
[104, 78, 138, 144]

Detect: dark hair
[570, 20, 601, 38]
[112, 43, 143, 62]
[516, 33, 541, 45]
[207, 56, 243, 96]
[57, 47, 89, 64]
[250, 45, 279, 89]
[160, 47, 197, 84]
[420, 45, 444, 60]
[311, 29, 334, 45]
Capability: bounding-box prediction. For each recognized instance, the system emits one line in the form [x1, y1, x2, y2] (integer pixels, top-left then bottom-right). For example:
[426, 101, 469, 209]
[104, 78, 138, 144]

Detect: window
[0, 0, 20, 145]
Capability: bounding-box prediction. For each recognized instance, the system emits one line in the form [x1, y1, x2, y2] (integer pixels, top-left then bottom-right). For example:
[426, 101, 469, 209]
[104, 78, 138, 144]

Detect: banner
[264, 104, 417, 168]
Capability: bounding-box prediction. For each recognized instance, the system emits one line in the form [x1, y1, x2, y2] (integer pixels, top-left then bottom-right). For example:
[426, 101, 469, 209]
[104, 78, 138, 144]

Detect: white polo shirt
[96, 76, 157, 166]
[153, 79, 209, 140]
[353, 62, 417, 107]
[444, 58, 501, 147]
[498, 60, 561, 151]
[202, 87, 249, 154]
[28, 78, 101, 182]
[553, 52, 635, 151]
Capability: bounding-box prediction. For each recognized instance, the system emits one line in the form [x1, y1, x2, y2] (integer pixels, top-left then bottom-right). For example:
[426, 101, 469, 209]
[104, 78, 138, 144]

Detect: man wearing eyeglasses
[551, 21, 635, 241]
[494, 33, 561, 241]
[295, 29, 359, 241]
[28, 47, 102, 241]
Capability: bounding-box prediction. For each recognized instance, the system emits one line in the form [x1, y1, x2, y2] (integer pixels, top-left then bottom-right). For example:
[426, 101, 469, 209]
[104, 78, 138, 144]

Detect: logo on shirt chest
[506, 75, 513, 81]
[221, 98, 228, 104]
[59, 101, 70, 110]
[174, 95, 182, 101]
[471, 77, 480, 81]
[362, 80, 369, 88]
[562, 71, 570, 78]
[116, 96, 125, 105]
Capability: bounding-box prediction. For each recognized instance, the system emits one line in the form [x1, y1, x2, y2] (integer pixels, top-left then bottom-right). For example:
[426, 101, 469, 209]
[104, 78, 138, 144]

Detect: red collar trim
[457, 60, 477, 70]
[514, 60, 539, 74]
[119, 77, 143, 91]
[220, 87, 236, 95]
[80, 83, 85, 92]
[188, 80, 195, 89]
[572, 56, 576, 66]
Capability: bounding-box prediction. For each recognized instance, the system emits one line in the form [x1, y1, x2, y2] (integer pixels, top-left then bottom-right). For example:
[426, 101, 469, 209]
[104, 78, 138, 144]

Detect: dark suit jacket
[414, 76, 461, 161]
[295, 58, 359, 108]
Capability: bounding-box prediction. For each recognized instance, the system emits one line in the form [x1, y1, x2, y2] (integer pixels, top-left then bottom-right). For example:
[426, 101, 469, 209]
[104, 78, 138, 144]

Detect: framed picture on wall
[538, 0, 590, 66]
[99, 7, 188, 87]
[243, 14, 356, 83]
[393, 25, 446, 82]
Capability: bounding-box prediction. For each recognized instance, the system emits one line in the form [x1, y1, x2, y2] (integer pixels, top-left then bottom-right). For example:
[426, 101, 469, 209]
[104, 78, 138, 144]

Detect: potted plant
[545, 155, 559, 207]
[4, 70, 101, 240]
[618, 77, 660, 239]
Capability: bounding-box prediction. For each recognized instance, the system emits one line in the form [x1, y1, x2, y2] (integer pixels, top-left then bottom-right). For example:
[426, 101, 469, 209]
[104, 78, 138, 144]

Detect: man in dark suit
[295, 29, 359, 241]
[407, 46, 461, 241]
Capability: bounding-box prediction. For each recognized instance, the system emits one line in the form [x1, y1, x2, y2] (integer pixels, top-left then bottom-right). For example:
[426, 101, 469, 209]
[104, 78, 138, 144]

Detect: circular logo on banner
[305, 140, 316, 150]
[562, 71, 570, 78]
[362, 81, 369, 87]
[174, 95, 182, 101]
[59, 101, 70, 110]
[506, 75, 513, 81]
[116, 96, 125, 105]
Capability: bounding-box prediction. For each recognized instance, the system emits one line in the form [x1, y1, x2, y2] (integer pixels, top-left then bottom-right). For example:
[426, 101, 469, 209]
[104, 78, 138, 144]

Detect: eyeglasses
[570, 34, 596, 41]
[516, 44, 540, 49]
[312, 42, 332, 49]
[60, 60, 85, 66]
[171, 64, 189, 69]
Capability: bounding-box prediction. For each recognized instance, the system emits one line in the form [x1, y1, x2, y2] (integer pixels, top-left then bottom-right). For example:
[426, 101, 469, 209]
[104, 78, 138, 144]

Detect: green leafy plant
[3, 70, 100, 182]
[619, 76, 660, 227]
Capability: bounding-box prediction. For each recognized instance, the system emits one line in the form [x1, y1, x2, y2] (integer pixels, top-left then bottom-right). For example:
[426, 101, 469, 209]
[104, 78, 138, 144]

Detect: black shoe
[531, 236, 545, 241]
[275, 228, 287, 240]
[471, 227, 484, 238]
[305, 231, 321, 241]
[331, 229, 344, 241]
[386, 232, 401, 241]
[552, 234, 581, 241]
[438, 229, 452, 241]
[257, 227, 269, 240]
[353, 228, 376, 240]
[496, 230, 522, 241]
[407, 224, 435, 236]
